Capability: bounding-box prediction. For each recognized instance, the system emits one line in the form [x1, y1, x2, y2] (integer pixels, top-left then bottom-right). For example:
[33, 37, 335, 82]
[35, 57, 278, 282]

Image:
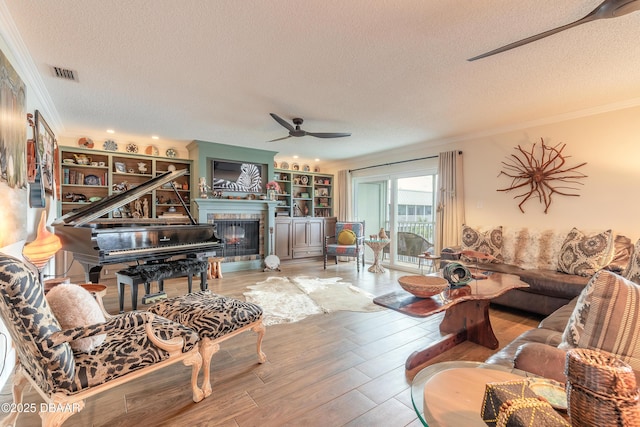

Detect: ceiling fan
[468, 0, 640, 61]
[267, 113, 351, 142]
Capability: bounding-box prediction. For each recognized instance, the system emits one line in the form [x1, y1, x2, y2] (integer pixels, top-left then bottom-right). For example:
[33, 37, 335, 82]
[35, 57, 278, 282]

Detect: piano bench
[116, 259, 209, 312]
[148, 290, 266, 398]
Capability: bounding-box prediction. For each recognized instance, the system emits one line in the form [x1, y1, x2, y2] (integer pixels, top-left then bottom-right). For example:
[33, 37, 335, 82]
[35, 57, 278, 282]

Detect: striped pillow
[559, 270, 640, 373]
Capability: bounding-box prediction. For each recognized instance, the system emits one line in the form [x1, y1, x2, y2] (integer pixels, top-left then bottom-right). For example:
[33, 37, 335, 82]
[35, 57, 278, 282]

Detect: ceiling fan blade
[269, 113, 294, 132]
[468, 0, 640, 61]
[306, 132, 351, 139]
[468, 16, 592, 61]
[267, 135, 293, 142]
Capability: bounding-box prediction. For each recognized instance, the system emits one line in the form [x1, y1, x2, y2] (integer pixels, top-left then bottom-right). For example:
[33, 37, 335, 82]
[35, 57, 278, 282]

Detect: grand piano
[53, 169, 222, 283]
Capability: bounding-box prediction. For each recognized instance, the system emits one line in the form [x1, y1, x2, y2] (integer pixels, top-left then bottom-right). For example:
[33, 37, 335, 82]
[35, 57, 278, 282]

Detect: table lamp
[22, 210, 62, 284]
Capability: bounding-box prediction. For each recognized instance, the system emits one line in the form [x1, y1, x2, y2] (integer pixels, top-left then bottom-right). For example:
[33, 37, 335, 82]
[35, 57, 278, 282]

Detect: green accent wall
[187, 140, 278, 189]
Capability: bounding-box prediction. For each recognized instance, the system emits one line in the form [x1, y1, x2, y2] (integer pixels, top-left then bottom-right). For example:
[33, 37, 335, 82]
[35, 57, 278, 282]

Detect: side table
[417, 254, 440, 274]
[411, 361, 534, 426]
[364, 239, 390, 273]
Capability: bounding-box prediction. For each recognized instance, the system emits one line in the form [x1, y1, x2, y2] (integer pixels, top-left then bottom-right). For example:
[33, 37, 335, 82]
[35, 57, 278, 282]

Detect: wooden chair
[324, 221, 365, 272]
[0, 253, 205, 427]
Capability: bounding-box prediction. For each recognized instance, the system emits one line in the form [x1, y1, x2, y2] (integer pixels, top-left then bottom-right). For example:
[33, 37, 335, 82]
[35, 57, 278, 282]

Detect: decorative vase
[268, 189, 276, 201]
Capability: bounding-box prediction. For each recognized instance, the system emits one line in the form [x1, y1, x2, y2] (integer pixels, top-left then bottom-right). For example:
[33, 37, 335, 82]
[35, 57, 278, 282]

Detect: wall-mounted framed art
[210, 159, 264, 193]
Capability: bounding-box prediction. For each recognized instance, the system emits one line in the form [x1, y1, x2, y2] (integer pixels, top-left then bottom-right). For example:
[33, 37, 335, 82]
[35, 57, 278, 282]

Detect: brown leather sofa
[485, 269, 640, 385]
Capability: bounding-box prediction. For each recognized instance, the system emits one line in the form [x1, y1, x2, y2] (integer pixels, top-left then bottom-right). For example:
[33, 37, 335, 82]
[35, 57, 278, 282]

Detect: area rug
[243, 276, 384, 326]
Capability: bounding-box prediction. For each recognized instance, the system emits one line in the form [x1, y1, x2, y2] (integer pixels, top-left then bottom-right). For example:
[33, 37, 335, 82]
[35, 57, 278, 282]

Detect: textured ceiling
[2, 0, 640, 164]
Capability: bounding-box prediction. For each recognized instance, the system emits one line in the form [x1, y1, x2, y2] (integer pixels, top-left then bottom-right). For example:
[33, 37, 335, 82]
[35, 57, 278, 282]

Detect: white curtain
[435, 151, 465, 254]
[336, 169, 351, 221]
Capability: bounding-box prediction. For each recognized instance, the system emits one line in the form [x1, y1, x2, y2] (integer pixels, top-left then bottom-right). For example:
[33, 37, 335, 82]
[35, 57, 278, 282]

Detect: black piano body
[53, 169, 222, 283]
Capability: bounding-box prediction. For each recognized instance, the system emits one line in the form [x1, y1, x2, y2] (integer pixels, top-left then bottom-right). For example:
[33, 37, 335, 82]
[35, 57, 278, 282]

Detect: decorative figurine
[378, 228, 388, 239]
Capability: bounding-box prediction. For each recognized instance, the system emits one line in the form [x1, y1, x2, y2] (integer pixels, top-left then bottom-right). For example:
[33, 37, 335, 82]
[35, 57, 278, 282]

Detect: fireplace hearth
[215, 219, 260, 257]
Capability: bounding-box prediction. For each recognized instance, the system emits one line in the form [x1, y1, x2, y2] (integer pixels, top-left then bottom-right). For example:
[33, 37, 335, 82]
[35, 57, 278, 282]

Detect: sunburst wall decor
[497, 138, 587, 214]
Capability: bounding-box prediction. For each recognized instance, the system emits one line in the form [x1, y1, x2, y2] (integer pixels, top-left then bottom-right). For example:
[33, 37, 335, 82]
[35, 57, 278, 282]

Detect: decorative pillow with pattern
[558, 270, 640, 373]
[557, 228, 613, 277]
[623, 239, 640, 285]
[461, 225, 503, 263]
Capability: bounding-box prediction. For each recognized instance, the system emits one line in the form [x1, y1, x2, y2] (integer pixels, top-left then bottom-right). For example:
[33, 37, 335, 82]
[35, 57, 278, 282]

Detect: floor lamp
[22, 210, 61, 284]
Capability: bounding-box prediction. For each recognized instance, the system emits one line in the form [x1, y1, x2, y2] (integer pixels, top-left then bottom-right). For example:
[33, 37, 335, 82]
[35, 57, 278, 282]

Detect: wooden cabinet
[274, 218, 293, 260]
[273, 217, 334, 259]
[58, 147, 192, 219]
[273, 169, 333, 217]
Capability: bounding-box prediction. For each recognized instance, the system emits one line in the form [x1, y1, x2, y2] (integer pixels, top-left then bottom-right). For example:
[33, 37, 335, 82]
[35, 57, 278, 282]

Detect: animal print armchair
[0, 253, 204, 427]
[324, 221, 365, 272]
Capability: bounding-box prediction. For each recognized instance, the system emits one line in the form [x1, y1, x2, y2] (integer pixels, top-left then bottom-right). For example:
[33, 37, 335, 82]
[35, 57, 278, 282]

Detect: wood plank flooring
[0, 260, 542, 426]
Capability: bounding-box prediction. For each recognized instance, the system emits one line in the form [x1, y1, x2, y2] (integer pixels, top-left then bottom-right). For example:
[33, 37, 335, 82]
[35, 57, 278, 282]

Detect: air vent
[50, 66, 78, 82]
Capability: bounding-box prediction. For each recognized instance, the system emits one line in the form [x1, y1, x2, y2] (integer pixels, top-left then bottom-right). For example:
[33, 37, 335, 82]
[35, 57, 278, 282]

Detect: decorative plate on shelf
[84, 175, 100, 186]
[280, 161, 289, 170]
[167, 164, 176, 172]
[303, 164, 310, 172]
[125, 143, 139, 153]
[314, 166, 320, 172]
[103, 140, 117, 151]
[292, 163, 300, 171]
[300, 175, 309, 185]
[145, 145, 159, 156]
[166, 148, 178, 158]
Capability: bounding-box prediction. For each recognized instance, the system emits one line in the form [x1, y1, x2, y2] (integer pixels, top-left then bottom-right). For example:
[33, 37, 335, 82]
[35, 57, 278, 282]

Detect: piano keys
[53, 169, 222, 283]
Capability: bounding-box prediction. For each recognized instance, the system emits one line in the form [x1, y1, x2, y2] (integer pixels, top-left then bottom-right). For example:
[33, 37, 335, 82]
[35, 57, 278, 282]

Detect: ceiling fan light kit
[468, 0, 640, 61]
[268, 113, 351, 142]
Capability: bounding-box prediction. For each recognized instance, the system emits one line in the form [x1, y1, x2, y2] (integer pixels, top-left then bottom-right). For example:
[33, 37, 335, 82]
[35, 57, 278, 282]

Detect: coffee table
[373, 272, 528, 378]
[411, 361, 533, 426]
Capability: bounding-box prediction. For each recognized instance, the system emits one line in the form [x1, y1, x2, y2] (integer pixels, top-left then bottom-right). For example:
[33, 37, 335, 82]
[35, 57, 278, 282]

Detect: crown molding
[0, 0, 63, 134]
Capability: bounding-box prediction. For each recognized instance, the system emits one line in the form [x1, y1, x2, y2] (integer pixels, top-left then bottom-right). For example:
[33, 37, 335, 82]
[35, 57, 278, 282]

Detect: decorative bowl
[398, 275, 449, 298]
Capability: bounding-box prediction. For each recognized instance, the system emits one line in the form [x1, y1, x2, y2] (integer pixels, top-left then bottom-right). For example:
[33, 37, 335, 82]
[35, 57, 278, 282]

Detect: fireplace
[215, 219, 260, 257]
[193, 198, 278, 270]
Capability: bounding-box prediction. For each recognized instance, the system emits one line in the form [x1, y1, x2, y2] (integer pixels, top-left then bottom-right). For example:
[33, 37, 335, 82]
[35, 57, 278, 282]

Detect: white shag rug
[243, 276, 383, 326]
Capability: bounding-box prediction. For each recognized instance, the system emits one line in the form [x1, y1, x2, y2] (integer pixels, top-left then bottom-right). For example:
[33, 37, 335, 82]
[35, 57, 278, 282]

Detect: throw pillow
[461, 225, 503, 263]
[605, 235, 633, 273]
[623, 239, 640, 285]
[558, 270, 640, 373]
[556, 228, 613, 277]
[46, 284, 107, 353]
[337, 229, 357, 245]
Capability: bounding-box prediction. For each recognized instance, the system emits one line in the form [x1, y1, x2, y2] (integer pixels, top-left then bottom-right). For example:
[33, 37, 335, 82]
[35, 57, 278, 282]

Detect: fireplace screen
[215, 219, 260, 257]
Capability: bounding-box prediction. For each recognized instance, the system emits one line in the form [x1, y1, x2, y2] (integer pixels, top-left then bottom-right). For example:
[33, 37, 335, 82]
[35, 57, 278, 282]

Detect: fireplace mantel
[193, 198, 279, 272]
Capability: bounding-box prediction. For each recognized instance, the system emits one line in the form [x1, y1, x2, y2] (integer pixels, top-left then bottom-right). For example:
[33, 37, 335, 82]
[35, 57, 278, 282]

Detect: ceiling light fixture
[151, 135, 159, 140]
[106, 129, 115, 134]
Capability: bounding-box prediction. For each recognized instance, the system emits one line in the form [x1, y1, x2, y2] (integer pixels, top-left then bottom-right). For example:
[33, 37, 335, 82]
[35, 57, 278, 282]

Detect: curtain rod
[348, 151, 461, 173]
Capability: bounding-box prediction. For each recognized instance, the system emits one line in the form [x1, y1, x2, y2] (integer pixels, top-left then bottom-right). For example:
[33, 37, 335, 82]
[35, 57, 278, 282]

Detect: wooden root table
[373, 272, 528, 379]
[364, 239, 390, 273]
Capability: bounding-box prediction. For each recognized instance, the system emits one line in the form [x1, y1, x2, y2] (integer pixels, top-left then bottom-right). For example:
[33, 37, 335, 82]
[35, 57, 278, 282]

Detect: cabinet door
[307, 219, 324, 248]
[292, 220, 309, 248]
[274, 219, 292, 260]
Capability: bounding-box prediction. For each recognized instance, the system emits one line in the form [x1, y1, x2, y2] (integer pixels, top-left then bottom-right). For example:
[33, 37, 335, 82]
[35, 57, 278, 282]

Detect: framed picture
[211, 159, 264, 193]
[114, 162, 126, 173]
[35, 110, 56, 194]
[301, 192, 310, 198]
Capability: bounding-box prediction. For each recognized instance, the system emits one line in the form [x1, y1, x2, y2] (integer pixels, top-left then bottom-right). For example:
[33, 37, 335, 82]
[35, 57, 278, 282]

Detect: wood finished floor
[0, 260, 542, 427]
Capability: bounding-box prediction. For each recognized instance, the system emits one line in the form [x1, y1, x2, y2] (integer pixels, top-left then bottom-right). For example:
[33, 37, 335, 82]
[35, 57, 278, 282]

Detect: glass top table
[411, 361, 533, 426]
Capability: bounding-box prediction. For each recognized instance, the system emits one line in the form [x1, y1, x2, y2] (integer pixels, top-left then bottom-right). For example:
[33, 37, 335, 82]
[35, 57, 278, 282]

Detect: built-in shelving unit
[58, 147, 192, 220]
[273, 169, 333, 217]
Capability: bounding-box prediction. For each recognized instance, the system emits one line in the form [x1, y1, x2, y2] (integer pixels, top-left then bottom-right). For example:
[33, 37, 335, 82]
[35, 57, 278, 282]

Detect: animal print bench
[148, 291, 266, 397]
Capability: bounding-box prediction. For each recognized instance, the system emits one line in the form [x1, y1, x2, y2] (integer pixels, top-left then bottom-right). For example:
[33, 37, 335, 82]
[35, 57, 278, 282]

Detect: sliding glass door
[354, 169, 437, 272]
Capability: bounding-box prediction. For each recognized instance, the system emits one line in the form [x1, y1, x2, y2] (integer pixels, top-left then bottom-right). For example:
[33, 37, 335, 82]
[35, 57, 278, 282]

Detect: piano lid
[56, 169, 188, 226]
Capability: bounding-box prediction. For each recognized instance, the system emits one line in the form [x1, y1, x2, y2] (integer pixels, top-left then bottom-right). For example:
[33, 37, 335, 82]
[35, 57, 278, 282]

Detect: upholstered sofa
[485, 268, 640, 385]
[441, 226, 634, 316]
